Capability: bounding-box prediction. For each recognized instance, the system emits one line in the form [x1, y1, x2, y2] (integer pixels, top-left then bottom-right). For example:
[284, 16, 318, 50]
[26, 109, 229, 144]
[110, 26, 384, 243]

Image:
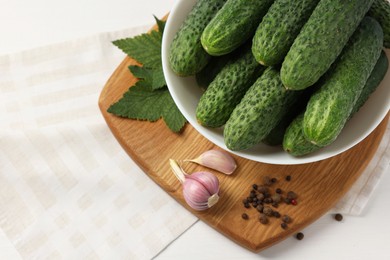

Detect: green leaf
[128, 65, 152, 80]
[154, 15, 166, 33]
[151, 65, 166, 90]
[161, 96, 187, 133]
[109, 16, 186, 133]
[107, 82, 187, 132]
[129, 65, 166, 90]
[112, 30, 162, 68]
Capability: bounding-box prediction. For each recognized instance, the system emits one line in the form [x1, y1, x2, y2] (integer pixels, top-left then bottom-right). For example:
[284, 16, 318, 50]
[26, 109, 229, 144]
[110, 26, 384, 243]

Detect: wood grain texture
[98, 40, 388, 253]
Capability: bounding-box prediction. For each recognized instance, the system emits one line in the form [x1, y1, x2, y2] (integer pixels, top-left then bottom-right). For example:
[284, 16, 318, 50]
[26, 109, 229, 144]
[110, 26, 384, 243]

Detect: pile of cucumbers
[168, 0, 390, 157]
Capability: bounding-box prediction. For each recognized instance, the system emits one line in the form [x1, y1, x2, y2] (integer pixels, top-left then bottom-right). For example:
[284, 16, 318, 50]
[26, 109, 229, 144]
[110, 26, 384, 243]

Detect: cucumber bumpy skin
[201, 0, 274, 56]
[252, 0, 320, 66]
[263, 87, 314, 146]
[280, 0, 374, 90]
[168, 0, 226, 76]
[196, 43, 265, 128]
[224, 67, 301, 151]
[368, 0, 390, 48]
[283, 113, 321, 156]
[284, 51, 388, 157]
[303, 17, 383, 147]
[196, 44, 265, 127]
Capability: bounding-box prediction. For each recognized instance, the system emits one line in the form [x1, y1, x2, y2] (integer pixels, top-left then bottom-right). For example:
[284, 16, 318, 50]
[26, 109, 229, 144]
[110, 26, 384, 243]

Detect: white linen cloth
[0, 25, 389, 259]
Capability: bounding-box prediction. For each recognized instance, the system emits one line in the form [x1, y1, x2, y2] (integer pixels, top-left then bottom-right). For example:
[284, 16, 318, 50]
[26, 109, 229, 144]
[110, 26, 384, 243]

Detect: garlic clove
[185, 149, 237, 175]
[183, 171, 220, 211]
[170, 159, 221, 211]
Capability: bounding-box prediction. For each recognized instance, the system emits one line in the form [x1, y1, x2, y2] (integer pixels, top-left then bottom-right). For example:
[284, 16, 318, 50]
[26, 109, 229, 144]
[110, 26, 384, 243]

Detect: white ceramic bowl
[161, 0, 390, 165]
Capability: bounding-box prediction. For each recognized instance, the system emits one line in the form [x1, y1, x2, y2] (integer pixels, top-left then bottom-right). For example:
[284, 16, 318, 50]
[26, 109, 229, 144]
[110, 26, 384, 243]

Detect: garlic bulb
[170, 159, 220, 211]
[185, 149, 237, 175]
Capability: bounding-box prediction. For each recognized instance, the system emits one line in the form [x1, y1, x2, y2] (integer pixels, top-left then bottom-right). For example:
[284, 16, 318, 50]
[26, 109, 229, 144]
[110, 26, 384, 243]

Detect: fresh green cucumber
[284, 50, 388, 157]
[168, 0, 226, 76]
[350, 50, 389, 116]
[283, 113, 321, 156]
[224, 67, 301, 151]
[263, 87, 314, 146]
[252, 0, 320, 66]
[201, 0, 274, 56]
[280, 0, 374, 90]
[196, 43, 265, 128]
[368, 0, 390, 48]
[303, 17, 383, 147]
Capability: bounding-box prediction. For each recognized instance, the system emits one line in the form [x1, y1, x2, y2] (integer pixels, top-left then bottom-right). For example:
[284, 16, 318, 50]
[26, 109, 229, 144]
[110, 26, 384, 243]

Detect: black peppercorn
[285, 175, 291, 181]
[281, 222, 288, 229]
[276, 188, 282, 194]
[296, 232, 304, 240]
[242, 213, 249, 220]
[257, 185, 269, 194]
[271, 193, 281, 203]
[244, 203, 250, 209]
[263, 206, 273, 216]
[259, 214, 268, 224]
[334, 213, 343, 222]
[272, 202, 279, 208]
[256, 204, 264, 213]
[287, 191, 297, 200]
[271, 177, 277, 183]
[282, 215, 291, 223]
[273, 211, 281, 218]
[257, 193, 265, 201]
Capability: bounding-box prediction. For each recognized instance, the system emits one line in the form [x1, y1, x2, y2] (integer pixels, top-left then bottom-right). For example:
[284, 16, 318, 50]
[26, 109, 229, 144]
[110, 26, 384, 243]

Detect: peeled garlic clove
[186, 149, 237, 175]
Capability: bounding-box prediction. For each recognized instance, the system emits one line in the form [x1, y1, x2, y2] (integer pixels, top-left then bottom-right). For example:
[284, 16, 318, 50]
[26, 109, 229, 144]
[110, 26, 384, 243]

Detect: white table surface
[1, 1, 389, 259]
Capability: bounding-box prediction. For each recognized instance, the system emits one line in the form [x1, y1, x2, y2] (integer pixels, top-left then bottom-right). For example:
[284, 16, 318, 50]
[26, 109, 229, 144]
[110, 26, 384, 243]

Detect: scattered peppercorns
[241, 175, 299, 229]
[296, 232, 304, 240]
[334, 213, 343, 222]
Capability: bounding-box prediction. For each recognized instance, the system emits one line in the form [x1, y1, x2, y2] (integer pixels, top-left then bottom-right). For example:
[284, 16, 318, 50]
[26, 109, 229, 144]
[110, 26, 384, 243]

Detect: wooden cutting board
[98, 40, 388, 252]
